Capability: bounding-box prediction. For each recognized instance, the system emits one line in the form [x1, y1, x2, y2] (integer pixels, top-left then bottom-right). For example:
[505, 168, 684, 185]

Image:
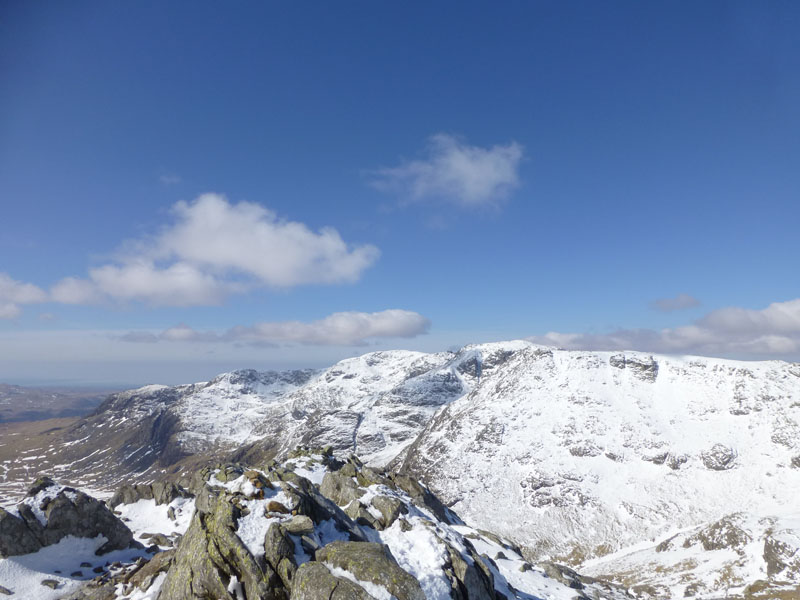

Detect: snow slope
[398, 343, 800, 564]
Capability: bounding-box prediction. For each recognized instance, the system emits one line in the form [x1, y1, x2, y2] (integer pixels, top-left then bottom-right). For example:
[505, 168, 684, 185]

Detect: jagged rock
[0, 585, 12, 595]
[370, 495, 407, 528]
[1, 480, 136, 557]
[62, 549, 175, 600]
[127, 549, 174, 591]
[4, 447, 634, 600]
[28, 476, 57, 496]
[541, 562, 585, 590]
[391, 473, 458, 525]
[666, 453, 689, 470]
[283, 515, 314, 536]
[642, 451, 668, 465]
[338, 463, 357, 478]
[354, 466, 389, 487]
[291, 561, 373, 599]
[108, 481, 190, 508]
[609, 354, 658, 382]
[145, 533, 172, 547]
[683, 516, 752, 552]
[264, 522, 294, 571]
[0, 507, 42, 557]
[344, 500, 380, 529]
[700, 444, 737, 470]
[158, 488, 282, 599]
[763, 531, 800, 577]
[319, 472, 364, 507]
[300, 535, 320, 555]
[444, 543, 496, 600]
[315, 541, 425, 600]
[276, 557, 297, 591]
[569, 442, 602, 457]
[35, 488, 135, 553]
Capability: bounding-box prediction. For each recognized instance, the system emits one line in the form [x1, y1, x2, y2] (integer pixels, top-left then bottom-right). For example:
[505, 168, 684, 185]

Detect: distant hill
[0, 383, 120, 423]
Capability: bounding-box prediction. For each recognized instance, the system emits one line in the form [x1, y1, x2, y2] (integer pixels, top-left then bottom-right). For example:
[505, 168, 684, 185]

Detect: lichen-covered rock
[315, 541, 425, 600]
[283, 515, 314, 536]
[37, 448, 630, 600]
[444, 543, 496, 600]
[264, 522, 295, 577]
[344, 500, 380, 529]
[370, 495, 407, 528]
[158, 488, 282, 600]
[291, 561, 373, 599]
[319, 472, 365, 507]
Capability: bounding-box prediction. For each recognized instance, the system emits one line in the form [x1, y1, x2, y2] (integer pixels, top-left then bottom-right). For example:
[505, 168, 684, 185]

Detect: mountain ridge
[2, 341, 799, 597]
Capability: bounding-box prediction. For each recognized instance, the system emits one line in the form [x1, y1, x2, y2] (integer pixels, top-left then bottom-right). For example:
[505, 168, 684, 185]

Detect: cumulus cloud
[88, 261, 231, 306]
[529, 298, 800, 357]
[0, 273, 47, 319]
[371, 133, 523, 207]
[50, 194, 380, 306]
[120, 309, 431, 347]
[651, 293, 701, 312]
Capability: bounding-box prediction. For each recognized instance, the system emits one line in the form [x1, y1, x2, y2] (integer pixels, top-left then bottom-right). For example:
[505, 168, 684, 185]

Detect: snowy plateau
[2, 340, 800, 599]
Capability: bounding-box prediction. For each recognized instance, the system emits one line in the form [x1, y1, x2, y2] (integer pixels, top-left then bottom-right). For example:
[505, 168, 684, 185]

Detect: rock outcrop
[0, 476, 137, 558]
[63, 448, 631, 600]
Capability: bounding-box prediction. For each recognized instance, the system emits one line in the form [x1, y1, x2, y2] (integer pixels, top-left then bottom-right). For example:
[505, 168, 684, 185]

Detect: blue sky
[1, 1, 799, 384]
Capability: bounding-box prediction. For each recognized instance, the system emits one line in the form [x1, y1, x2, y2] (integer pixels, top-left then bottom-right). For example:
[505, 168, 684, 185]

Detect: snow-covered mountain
[3, 341, 800, 597]
[398, 343, 800, 557]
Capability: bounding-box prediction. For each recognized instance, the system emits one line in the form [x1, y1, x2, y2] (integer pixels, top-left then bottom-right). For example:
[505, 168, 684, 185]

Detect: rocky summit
[0, 448, 631, 600]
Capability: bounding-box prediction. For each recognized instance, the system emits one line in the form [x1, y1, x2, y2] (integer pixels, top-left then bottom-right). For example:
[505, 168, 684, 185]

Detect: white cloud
[88, 261, 231, 306]
[371, 133, 523, 207]
[0, 303, 21, 319]
[529, 297, 800, 357]
[120, 309, 431, 347]
[51, 276, 105, 304]
[0, 273, 47, 319]
[651, 293, 701, 312]
[158, 194, 379, 287]
[50, 194, 380, 306]
[160, 323, 222, 343]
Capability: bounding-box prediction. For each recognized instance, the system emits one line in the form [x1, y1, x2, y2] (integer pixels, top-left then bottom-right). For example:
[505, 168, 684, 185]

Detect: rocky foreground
[0, 447, 631, 600]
